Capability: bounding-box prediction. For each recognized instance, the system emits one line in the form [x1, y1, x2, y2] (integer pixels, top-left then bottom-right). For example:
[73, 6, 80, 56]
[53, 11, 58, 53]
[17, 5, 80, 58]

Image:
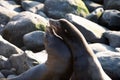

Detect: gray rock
[0, 69, 15, 78]
[25, 50, 48, 67]
[0, 6, 18, 25]
[89, 43, 117, 53]
[0, 35, 24, 58]
[8, 53, 29, 74]
[99, 10, 120, 30]
[44, 0, 89, 18]
[2, 11, 48, 47]
[103, 31, 120, 48]
[0, 1, 23, 12]
[90, 0, 103, 4]
[0, 72, 4, 78]
[86, 7, 104, 23]
[84, 0, 103, 12]
[21, 1, 44, 13]
[7, 75, 16, 79]
[35, 0, 46, 3]
[96, 51, 120, 79]
[23, 31, 45, 52]
[65, 13, 107, 43]
[104, 0, 120, 11]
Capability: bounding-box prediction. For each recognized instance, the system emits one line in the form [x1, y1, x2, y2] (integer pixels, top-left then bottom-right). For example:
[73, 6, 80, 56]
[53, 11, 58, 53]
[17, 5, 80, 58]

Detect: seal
[9, 24, 72, 80]
[49, 19, 111, 80]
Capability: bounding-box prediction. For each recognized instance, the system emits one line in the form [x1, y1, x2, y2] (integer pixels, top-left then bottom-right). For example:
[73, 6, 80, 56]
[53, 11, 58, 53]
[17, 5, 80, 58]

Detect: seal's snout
[49, 19, 61, 32]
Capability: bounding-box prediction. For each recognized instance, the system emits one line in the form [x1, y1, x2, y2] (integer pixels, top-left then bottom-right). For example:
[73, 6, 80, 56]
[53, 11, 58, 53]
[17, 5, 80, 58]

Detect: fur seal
[9, 24, 72, 80]
[49, 19, 111, 80]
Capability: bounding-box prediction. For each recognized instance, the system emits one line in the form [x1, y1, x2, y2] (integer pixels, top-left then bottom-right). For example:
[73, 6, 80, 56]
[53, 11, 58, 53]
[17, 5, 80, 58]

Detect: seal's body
[49, 19, 111, 80]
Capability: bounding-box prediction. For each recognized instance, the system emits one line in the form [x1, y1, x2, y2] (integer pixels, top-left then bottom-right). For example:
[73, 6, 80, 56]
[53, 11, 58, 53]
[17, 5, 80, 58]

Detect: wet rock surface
[0, 0, 120, 80]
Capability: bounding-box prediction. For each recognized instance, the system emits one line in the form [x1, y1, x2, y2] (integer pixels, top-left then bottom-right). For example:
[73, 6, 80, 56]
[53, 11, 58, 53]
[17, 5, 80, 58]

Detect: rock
[89, 43, 117, 53]
[25, 50, 48, 67]
[8, 53, 29, 74]
[0, 6, 18, 25]
[96, 51, 120, 80]
[104, 0, 120, 11]
[90, 0, 103, 4]
[115, 48, 120, 52]
[0, 69, 15, 78]
[0, 72, 4, 78]
[0, 35, 24, 58]
[0, 78, 7, 80]
[0, 1, 23, 12]
[23, 30, 45, 52]
[2, 11, 48, 47]
[84, 0, 103, 12]
[35, 0, 46, 3]
[103, 31, 120, 48]
[86, 7, 104, 23]
[37, 11, 48, 18]
[21, 1, 44, 13]
[44, 0, 89, 18]
[0, 55, 10, 70]
[7, 75, 17, 79]
[99, 10, 120, 31]
[65, 13, 107, 43]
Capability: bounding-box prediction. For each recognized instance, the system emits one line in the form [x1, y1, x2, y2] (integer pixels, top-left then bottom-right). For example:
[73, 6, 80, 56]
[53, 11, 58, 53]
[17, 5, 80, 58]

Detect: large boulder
[104, 0, 120, 11]
[1, 11, 48, 47]
[103, 31, 120, 48]
[8, 53, 29, 74]
[89, 43, 117, 53]
[0, 6, 18, 25]
[86, 8, 104, 23]
[84, 0, 103, 12]
[23, 31, 45, 52]
[25, 50, 48, 67]
[96, 51, 120, 80]
[0, 35, 24, 58]
[44, 0, 89, 18]
[0, 1, 23, 12]
[99, 10, 120, 31]
[21, 1, 44, 13]
[65, 13, 107, 43]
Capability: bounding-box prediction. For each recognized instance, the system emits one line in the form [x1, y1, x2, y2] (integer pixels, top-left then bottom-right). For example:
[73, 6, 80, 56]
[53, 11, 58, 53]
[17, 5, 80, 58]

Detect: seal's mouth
[49, 19, 62, 34]
[48, 19, 63, 39]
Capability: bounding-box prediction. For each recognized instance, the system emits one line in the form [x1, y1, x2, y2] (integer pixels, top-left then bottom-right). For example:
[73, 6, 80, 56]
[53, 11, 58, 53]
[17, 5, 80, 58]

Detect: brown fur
[49, 19, 111, 80]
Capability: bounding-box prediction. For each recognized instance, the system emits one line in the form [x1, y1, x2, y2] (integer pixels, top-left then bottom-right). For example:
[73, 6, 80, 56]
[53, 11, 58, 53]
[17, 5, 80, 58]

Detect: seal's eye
[65, 29, 68, 33]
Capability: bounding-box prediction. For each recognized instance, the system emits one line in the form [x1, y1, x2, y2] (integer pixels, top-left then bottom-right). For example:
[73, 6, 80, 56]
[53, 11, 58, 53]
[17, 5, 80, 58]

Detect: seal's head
[49, 19, 86, 44]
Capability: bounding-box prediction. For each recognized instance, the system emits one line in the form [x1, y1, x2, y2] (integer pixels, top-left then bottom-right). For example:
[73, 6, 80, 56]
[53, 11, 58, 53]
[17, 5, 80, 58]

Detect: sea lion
[49, 19, 111, 80]
[9, 24, 72, 80]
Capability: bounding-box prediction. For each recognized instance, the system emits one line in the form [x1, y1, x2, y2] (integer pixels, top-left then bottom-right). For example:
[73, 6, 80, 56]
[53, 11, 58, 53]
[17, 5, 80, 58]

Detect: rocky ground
[0, 0, 120, 80]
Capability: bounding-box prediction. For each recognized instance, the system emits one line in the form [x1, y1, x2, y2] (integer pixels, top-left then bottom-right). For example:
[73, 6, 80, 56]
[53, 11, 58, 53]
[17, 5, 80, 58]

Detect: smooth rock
[23, 30, 45, 52]
[8, 53, 29, 74]
[0, 35, 24, 58]
[89, 43, 117, 53]
[99, 10, 120, 30]
[44, 0, 89, 18]
[2, 11, 48, 47]
[84, 0, 103, 12]
[86, 7, 104, 23]
[96, 51, 120, 80]
[21, 1, 44, 13]
[103, 31, 120, 48]
[0, 72, 4, 78]
[0, 1, 23, 12]
[104, 0, 120, 11]
[65, 13, 107, 43]
[0, 6, 18, 25]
